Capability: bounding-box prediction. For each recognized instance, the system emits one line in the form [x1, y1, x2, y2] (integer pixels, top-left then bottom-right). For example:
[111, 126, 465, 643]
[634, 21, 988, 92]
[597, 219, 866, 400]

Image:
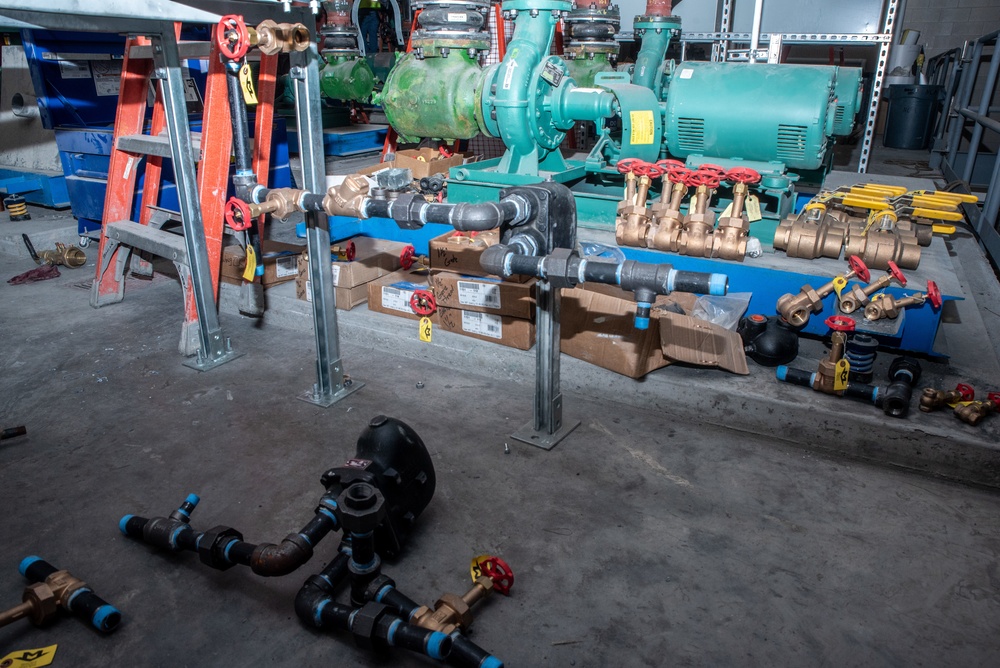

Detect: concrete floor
[2, 139, 1000, 665]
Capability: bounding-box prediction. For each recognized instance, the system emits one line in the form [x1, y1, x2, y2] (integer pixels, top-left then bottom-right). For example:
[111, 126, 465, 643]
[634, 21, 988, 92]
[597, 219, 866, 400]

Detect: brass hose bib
[954, 392, 1000, 426]
[919, 383, 974, 412]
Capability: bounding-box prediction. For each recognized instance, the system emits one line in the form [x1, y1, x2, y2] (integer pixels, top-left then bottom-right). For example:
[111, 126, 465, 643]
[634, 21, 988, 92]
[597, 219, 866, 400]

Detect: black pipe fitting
[198, 525, 244, 571]
[225, 63, 258, 200]
[876, 357, 922, 418]
[19, 557, 123, 634]
[363, 195, 524, 232]
[739, 314, 800, 366]
[250, 533, 315, 577]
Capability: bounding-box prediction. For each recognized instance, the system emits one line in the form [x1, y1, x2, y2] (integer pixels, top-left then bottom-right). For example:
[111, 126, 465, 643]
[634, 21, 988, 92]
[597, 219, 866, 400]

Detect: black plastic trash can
[883, 84, 943, 150]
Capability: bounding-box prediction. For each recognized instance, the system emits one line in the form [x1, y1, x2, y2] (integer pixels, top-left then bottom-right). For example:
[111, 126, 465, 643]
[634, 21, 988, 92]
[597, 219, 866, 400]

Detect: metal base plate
[297, 380, 365, 408]
[511, 418, 581, 451]
[181, 349, 245, 372]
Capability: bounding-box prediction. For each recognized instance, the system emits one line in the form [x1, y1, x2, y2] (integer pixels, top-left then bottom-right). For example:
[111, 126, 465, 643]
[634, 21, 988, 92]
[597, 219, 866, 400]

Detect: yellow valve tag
[834, 359, 851, 392]
[470, 554, 494, 582]
[832, 275, 848, 297]
[419, 317, 432, 342]
[719, 202, 733, 218]
[239, 62, 257, 105]
[953, 400, 976, 408]
[242, 245, 257, 282]
[629, 110, 655, 145]
[0, 645, 58, 668]
[746, 195, 762, 222]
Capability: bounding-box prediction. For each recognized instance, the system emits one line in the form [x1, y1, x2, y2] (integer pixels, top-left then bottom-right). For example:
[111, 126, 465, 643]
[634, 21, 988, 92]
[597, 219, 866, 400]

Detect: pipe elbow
[250, 534, 314, 577]
[451, 202, 504, 231]
[294, 579, 330, 627]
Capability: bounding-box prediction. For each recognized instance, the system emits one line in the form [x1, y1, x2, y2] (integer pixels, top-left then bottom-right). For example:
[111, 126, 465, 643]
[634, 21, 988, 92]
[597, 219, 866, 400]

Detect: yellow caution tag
[1, 645, 58, 668]
[239, 62, 257, 105]
[746, 195, 762, 222]
[419, 316, 432, 343]
[834, 358, 851, 392]
[953, 400, 975, 408]
[470, 555, 494, 582]
[832, 275, 848, 298]
[629, 110, 655, 145]
[242, 245, 257, 282]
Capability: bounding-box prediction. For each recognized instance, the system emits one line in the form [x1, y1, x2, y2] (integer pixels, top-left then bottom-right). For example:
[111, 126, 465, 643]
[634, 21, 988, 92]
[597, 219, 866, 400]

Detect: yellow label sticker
[746, 195, 762, 222]
[834, 358, 851, 392]
[419, 316, 432, 343]
[242, 245, 257, 282]
[239, 62, 257, 105]
[629, 110, 655, 146]
[1, 645, 58, 668]
[832, 275, 848, 297]
[953, 400, 975, 408]
[470, 555, 493, 583]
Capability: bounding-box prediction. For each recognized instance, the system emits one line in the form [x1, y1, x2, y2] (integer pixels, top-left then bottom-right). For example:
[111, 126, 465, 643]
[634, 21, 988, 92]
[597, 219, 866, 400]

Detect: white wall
[901, 0, 1000, 57]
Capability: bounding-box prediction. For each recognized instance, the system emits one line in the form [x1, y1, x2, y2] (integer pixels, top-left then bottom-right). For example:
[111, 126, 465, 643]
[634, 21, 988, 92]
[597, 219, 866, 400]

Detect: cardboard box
[295, 253, 370, 310]
[366, 269, 435, 322]
[427, 230, 530, 283]
[221, 240, 303, 287]
[358, 148, 472, 180]
[437, 307, 535, 350]
[430, 271, 535, 320]
[560, 285, 699, 379]
[328, 236, 409, 289]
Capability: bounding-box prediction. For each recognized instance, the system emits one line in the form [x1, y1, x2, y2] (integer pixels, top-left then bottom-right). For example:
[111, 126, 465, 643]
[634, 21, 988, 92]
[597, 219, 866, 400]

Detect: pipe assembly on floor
[119, 416, 508, 665]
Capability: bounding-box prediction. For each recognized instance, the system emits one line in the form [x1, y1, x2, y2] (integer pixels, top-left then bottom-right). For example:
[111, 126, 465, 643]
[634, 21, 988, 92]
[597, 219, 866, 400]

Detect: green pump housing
[320, 54, 377, 102]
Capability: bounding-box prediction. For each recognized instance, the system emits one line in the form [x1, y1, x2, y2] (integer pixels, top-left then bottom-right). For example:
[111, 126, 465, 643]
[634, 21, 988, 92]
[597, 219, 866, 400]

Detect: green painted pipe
[381, 51, 482, 141]
[565, 55, 615, 88]
[320, 55, 376, 102]
[632, 15, 680, 101]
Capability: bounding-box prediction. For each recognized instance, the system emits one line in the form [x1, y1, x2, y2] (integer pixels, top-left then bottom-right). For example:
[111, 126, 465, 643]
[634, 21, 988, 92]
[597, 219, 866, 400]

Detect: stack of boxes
[295, 237, 410, 309]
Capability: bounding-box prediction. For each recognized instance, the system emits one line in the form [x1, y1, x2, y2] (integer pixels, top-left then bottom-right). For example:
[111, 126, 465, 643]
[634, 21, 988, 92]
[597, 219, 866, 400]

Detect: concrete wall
[901, 0, 1000, 57]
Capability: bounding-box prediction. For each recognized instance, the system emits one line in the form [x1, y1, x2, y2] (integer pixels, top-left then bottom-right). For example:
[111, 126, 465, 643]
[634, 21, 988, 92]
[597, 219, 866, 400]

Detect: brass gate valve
[677, 165, 724, 258]
[713, 167, 761, 261]
[839, 261, 906, 314]
[919, 383, 975, 412]
[776, 255, 870, 327]
[864, 280, 940, 321]
[648, 160, 690, 252]
[332, 241, 357, 262]
[813, 316, 854, 394]
[954, 392, 1000, 426]
[400, 245, 429, 271]
[410, 556, 514, 636]
[614, 159, 658, 248]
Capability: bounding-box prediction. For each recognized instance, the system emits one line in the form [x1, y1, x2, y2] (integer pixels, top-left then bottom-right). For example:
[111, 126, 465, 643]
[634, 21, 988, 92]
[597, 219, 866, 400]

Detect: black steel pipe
[363, 195, 525, 231]
[19, 557, 122, 633]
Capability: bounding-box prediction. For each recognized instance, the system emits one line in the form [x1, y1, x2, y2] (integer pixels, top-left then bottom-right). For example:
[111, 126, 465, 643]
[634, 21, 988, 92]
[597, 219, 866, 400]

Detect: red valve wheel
[926, 280, 941, 309]
[410, 289, 436, 316]
[342, 240, 356, 262]
[478, 556, 514, 596]
[887, 260, 907, 287]
[686, 170, 721, 189]
[847, 255, 870, 283]
[224, 197, 253, 231]
[216, 15, 250, 61]
[987, 392, 1000, 405]
[438, 145, 453, 158]
[726, 167, 762, 185]
[656, 159, 686, 172]
[400, 245, 416, 270]
[697, 163, 727, 178]
[633, 162, 665, 178]
[667, 166, 692, 184]
[615, 158, 642, 175]
[825, 315, 856, 332]
[955, 383, 975, 402]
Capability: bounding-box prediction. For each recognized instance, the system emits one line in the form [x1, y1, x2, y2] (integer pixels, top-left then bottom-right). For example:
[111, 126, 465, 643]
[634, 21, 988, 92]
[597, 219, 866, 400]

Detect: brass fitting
[410, 576, 494, 635]
[37, 243, 87, 268]
[954, 392, 1000, 426]
[776, 256, 869, 328]
[677, 184, 716, 258]
[0, 569, 86, 629]
[647, 180, 686, 252]
[711, 182, 751, 261]
[839, 263, 906, 315]
[813, 330, 848, 394]
[844, 210, 922, 270]
[615, 173, 653, 248]
[249, 188, 306, 221]
[254, 20, 312, 55]
[863, 292, 923, 321]
[323, 175, 371, 218]
[919, 384, 974, 412]
[773, 204, 848, 259]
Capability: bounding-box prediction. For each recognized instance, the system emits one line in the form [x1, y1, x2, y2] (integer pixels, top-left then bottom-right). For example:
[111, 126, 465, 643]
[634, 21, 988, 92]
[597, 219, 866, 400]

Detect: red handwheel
[224, 197, 253, 231]
[847, 255, 870, 283]
[726, 167, 762, 185]
[955, 383, 975, 402]
[410, 289, 436, 316]
[666, 166, 692, 184]
[887, 261, 907, 287]
[479, 556, 514, 595]
[926, 280, 942, 309]
[341, 240, 357, 262]
[216, 15, 250, 61]
[825, 315, 856, 332]
[615, 158, 642, 175]
[400, 245, 416, 270]
[686, 170, 721, 189]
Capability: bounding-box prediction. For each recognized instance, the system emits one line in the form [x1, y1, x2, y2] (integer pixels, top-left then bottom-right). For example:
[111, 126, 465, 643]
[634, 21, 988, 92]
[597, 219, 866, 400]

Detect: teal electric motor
[832, 66, 864, 136]
[662, 62, 841, 171]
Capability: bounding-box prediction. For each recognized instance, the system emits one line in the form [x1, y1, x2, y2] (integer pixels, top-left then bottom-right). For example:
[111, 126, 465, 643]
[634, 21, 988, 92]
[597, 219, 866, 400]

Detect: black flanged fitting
[351, 601, 392, 651]
[877, 356, 922, 418]
[198, 525, 244, 571]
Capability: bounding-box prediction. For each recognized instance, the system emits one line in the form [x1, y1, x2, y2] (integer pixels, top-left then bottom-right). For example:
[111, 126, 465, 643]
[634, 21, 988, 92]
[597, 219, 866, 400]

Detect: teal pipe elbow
[632, 16, 680, 100]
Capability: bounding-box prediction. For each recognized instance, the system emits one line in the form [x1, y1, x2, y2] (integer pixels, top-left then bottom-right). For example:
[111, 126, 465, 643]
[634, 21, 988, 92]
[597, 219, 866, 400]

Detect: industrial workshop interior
[3, 0, 1000, 664]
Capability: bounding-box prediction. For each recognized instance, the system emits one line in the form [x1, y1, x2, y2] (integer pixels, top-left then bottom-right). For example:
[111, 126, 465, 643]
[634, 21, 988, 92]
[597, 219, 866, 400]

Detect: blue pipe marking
[426, 632, 449, 660]
[255, 266, 264, 277]
[91, 604, 121, 631]
[118, 515, 134, 536]
[375, 583, 394, 602]
[320, 497, 338, 511]
[408, 607, 419, 622]
[665, 268, 676, 292]
[18, 556, 42, 577]
[480, 655, 504, 668]
[318, 573, 333, 587]
[175, 508, 190, 521]
[353, 530, 373, 539]
[615, 262, 623, 285]
[223, 539, 238, 563]
[348, 609, 359, 627]
[317, 507, 338, 525]
[387, 619, 401, 645]
[236, 169, 254, 178]
[871, 387, 881, 403]
[634, 302, 651, 331]
[314, 599, 329, 627]
[196, 534, 204, 550]
[709, 273, 728, 296]
[776, 366, 788, 381]
[169, 525, 185, 550]
[67, 587, 92, 609]
[351, 557, 380, 573]
[299, 532, 313, 547]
